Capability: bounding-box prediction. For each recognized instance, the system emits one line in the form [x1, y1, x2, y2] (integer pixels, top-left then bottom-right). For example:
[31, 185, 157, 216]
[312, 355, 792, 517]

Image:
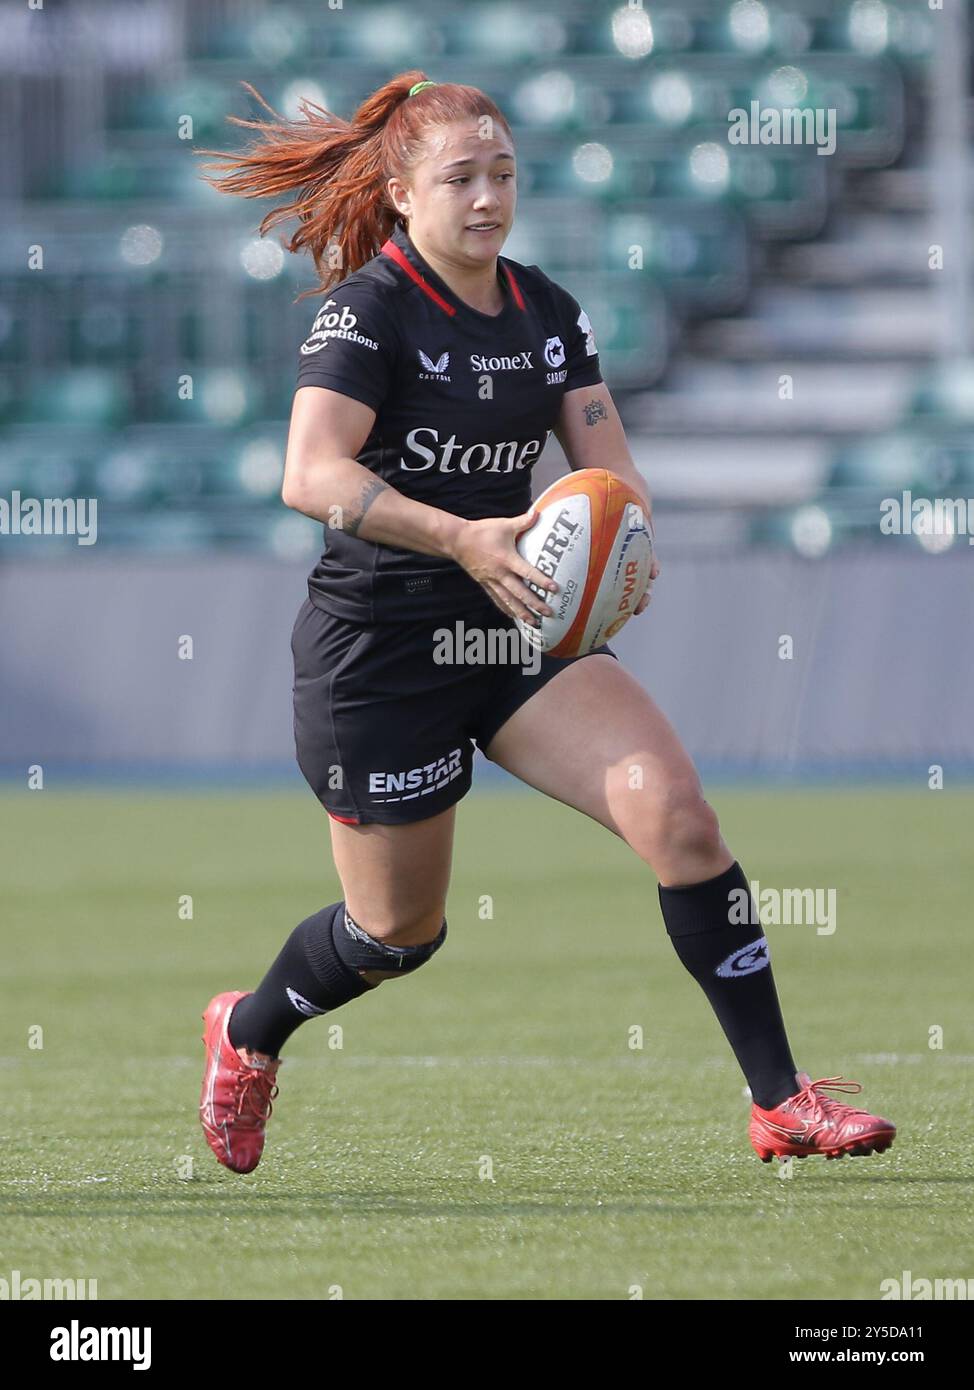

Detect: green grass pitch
[3, 785, 972, 1300]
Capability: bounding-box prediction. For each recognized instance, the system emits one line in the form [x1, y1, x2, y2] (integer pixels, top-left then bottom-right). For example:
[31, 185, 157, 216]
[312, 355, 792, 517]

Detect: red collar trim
[504, 264, 526, 310]
[380, 238, 525, 316]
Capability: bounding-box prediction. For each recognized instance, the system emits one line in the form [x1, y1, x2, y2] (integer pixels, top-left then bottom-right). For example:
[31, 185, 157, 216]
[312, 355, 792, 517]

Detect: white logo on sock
[714, 937, 770, 978]
[286, 986, 328, 1017]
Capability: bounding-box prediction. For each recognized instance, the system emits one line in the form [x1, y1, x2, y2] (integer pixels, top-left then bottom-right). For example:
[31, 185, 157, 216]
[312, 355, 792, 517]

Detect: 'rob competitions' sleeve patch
[557, 284, 604, 392]
[296, 281, 400, 412]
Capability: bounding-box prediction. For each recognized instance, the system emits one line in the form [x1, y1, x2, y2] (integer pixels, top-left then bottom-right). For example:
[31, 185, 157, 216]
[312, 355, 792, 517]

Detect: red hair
[194, 71, 514, 303]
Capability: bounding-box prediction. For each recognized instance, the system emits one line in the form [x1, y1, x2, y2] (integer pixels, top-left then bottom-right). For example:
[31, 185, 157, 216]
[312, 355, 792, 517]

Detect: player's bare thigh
[328, 803, 455, 947]
[482, 654, 732, 886]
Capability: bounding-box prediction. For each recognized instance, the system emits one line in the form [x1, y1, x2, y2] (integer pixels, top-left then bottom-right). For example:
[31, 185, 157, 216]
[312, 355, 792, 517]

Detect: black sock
[658, 862, 798, 1109]
[228, 902, 372, 1058]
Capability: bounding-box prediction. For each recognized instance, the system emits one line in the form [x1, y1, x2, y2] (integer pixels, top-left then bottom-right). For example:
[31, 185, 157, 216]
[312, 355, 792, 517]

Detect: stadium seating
[0, 0, 948, 552]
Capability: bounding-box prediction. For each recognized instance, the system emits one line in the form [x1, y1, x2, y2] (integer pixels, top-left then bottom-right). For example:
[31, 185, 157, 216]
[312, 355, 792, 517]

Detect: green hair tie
[408, 80, 437, 97]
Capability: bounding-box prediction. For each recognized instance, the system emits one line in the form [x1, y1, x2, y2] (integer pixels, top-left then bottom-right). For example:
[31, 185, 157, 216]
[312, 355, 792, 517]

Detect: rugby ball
[514, 469, 653, 657]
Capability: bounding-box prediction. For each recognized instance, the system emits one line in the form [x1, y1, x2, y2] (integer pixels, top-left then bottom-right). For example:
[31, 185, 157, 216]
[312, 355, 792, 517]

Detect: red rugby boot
[199, 991, 281, 1174]
[750, 1072, 896, 1163]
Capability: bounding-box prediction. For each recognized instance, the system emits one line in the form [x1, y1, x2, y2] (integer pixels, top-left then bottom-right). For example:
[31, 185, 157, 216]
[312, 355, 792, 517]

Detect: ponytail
[194, 71, 513, 302]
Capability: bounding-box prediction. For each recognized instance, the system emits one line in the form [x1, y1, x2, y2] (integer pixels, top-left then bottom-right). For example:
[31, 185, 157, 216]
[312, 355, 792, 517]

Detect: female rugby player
[196, 74, 895, 1174]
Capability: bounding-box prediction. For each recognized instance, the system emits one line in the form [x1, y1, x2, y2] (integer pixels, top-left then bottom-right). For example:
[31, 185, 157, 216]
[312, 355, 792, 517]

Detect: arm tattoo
[344, 477, 390, 537]
[582, 398, 608, 427]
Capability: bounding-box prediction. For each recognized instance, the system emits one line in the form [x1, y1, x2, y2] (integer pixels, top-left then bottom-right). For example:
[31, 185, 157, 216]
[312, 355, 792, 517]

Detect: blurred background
[1, 0, 972, 780]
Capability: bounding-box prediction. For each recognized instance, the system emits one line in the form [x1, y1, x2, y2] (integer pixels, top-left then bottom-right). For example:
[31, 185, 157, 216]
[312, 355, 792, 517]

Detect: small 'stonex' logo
[714, 937, 770, 978]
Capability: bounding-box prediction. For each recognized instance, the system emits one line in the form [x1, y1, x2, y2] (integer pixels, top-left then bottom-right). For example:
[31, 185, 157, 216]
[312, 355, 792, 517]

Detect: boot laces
[794, 1075, 867, 1122]
[233, 1064, 279, 1127]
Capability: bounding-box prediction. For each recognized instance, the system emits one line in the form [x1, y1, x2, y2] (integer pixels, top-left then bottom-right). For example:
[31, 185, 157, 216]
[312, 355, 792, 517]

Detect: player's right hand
[450, 508, 558, 626]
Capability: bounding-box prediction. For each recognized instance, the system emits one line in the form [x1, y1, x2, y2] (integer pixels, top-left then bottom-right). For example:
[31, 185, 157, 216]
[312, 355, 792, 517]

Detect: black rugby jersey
[294, 221, 603, 623]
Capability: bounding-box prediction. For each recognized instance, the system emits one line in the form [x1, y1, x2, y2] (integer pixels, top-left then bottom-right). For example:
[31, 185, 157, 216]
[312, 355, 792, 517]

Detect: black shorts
[291, 594, 618, 826]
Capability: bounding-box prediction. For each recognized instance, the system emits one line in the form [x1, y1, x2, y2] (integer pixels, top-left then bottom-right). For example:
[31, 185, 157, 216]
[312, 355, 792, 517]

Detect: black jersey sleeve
[555, 284, 604, 392]
[295, 279, 399, 412]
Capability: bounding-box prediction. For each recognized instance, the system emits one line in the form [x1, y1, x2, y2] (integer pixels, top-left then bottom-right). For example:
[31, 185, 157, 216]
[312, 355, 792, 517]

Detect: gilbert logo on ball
[514, 469, 653, 657]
